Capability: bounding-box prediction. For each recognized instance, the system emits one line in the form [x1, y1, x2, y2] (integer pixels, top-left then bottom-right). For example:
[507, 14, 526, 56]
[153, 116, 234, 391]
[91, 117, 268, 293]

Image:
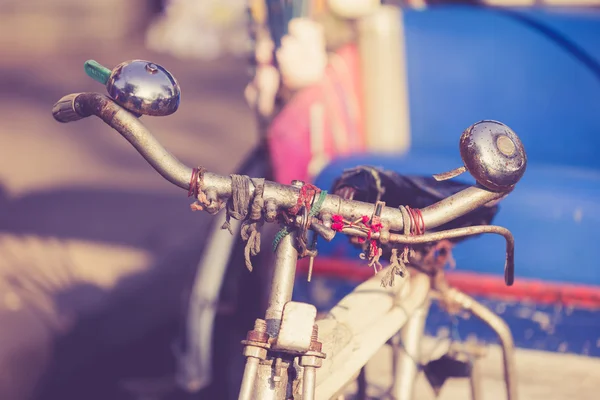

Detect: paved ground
[359, 338, 600, 400]
[0, 15, 598, 400]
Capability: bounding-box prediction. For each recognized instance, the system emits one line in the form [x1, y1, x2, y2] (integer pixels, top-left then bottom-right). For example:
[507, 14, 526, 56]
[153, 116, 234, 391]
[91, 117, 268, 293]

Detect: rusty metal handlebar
[52, 92, 518, 285]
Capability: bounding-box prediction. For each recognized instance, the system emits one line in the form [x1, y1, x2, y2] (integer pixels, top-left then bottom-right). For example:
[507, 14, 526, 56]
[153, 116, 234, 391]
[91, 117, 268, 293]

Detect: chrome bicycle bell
[84, 59, 180, 116]
[434, 120, 527, 192]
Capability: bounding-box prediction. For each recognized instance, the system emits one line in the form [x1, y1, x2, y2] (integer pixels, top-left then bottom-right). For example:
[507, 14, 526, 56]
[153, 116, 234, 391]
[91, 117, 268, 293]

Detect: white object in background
[244, 34, 280, 117]
[358, 5, 411, 154]
[145, 0, 249, 60]
[327, 0, 380, 19]
[254, 65, 280, 117]
[307, 103, 330, 180]
[277, 18, 328, 91]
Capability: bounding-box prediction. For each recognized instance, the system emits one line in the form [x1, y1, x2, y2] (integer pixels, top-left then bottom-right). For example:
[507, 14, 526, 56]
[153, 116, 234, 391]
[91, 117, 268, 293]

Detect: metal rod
[399, 226, 515, 285]
[265, 232, 298, 336]
[345, 225, 515, 285]
[238, 357, 260, 400]
[446, 288, 518, 400]
[358, 5, 411, 154]
[392, 299, 431, 400]
[470, 357, 483, 400]
[302, 366, 317, 400]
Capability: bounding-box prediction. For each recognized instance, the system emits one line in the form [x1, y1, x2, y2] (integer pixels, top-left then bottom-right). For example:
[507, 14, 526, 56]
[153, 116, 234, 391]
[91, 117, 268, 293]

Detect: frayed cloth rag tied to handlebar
[188, 166, 329, 272]
[188, 167, 267, 272]
[240, 178, 265, 272]
[189, 168, 341, 273]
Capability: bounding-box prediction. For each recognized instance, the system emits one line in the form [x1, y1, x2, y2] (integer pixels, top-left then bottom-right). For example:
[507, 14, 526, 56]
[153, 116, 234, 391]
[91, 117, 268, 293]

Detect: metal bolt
[145, 63, 159, 74]
[245, 318, 269, 343]
[309, 325, 323, 352]
[243, 345, 267, 360]
[311, 325, 319, 342]
[254, 319, 267, 333]
[496, 135, 516, 157]
[273, 357, 283, 384]
[300, 355, 323, 368]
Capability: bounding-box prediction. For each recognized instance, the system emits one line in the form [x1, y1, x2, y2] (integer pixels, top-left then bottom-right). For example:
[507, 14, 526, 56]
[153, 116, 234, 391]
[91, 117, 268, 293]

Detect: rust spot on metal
[246, 331, 269, 343]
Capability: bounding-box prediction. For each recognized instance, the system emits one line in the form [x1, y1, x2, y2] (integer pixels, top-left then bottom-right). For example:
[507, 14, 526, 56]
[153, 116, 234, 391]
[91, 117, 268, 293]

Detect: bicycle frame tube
[315, 272, 430, 399]
[392, 298, 431, 400]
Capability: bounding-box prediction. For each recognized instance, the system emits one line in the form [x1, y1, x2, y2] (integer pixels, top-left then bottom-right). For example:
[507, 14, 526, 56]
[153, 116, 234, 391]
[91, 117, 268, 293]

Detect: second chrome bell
[434, 120, 527, 192]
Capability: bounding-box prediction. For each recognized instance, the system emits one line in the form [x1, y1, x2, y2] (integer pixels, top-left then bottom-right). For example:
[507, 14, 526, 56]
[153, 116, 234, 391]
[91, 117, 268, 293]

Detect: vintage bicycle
[52, 59, 525, 399]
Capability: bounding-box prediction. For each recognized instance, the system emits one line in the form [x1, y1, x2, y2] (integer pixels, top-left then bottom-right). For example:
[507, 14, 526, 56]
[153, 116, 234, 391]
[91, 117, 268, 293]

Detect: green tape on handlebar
[84, 60, 111, 85]
[272, 190, 328, 252]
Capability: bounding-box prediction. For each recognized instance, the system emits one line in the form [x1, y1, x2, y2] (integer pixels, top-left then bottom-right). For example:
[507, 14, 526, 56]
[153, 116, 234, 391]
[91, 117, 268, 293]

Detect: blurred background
[1, 0, 599, 400]
[0, 1, 257, 399]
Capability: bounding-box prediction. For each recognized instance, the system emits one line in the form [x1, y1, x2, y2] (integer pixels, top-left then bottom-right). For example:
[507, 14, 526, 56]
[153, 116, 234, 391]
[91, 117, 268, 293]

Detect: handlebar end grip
[52, 93, 85, 123]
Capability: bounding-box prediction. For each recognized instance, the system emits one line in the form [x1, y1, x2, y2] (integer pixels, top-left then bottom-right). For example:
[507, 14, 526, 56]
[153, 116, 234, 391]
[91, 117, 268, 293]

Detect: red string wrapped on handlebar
[400, 205, 425, 263]
[272, 183, 322, 252]
[329, 213, 384, 273]
[287, 183, 320, 216]
[188, 167, 204, 198]
[359, 215, 384, 273]
[406, 206, 425, 236]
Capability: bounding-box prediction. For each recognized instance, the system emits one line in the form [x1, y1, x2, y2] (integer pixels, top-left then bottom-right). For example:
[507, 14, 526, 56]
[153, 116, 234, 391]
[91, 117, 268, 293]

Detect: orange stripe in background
[297, 257, 600, 309]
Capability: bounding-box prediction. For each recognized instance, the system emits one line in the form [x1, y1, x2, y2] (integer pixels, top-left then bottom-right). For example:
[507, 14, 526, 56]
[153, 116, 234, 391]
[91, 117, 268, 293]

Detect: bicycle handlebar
[52, 92, 518, 285]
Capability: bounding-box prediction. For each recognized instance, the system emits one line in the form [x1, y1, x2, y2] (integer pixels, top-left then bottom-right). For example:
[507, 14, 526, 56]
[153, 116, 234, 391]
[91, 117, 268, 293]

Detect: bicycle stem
[266, 232, 299, 335]
[53, 92, 508, 234]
